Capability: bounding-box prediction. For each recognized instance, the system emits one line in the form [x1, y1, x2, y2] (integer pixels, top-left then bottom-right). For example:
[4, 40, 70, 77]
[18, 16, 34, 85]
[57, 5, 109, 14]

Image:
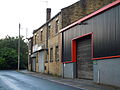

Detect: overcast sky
[0, 0, 78, 39]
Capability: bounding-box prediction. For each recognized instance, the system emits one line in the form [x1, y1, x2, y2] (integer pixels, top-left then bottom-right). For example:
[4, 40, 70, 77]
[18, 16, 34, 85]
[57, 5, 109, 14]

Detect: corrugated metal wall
[63, 5, 120, 62]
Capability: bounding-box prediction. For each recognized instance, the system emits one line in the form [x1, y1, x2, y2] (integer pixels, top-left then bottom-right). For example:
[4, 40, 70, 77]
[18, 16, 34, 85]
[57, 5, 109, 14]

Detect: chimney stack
[46, 8, 51, 21]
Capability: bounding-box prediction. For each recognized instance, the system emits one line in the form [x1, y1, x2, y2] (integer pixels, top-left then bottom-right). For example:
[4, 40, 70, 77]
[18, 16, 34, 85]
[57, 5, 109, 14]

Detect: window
[55, 46, 59, 61]
[50, 48, 53, 62]
[55, 20, 59, 33]
[41, 30, 43, 41]
[45, 52, 48, 63]
[34, 34, 37, 44]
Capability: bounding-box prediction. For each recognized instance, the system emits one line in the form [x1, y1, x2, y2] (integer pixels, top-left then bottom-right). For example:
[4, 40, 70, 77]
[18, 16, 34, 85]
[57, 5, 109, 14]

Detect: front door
[38, 51, 44, 73]
[32, 58, 36, 72]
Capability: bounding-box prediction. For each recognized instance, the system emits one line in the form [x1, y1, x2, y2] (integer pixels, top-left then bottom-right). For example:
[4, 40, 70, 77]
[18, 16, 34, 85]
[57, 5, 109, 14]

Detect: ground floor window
[55, 46, 59, 61]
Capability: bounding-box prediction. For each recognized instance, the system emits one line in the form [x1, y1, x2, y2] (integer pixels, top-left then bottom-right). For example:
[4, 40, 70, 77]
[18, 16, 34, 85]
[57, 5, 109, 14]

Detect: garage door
[76, 35, 93, 79]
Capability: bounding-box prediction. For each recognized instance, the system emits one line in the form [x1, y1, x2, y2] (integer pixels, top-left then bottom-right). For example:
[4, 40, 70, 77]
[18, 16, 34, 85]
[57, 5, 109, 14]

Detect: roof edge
[60, 0, 120, 33]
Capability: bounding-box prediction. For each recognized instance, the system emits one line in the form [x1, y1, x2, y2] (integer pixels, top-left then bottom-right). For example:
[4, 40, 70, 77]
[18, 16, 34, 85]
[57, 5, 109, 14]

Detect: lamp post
[18, 23, 21, 71]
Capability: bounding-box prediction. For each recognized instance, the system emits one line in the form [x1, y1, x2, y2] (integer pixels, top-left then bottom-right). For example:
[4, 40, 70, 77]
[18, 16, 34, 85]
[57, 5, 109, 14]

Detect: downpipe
[97, 69, 100, 83]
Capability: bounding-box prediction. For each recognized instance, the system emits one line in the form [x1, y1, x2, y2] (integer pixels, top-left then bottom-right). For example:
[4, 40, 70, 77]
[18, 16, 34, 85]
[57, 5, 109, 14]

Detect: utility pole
[18, 23, 21, 71]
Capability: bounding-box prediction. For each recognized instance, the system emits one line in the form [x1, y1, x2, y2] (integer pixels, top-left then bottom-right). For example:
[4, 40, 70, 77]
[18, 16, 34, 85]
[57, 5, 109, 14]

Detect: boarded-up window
[55, 46, 59, 61]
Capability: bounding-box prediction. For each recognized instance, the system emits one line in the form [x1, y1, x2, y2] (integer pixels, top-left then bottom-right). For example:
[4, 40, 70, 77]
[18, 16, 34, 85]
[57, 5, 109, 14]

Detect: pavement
[19, 70, 120, 90]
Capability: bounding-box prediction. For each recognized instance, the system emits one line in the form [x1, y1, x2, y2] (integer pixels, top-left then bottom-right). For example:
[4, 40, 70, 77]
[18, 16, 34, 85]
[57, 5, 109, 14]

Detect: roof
[60, 0, 120, 33]
[28, 36, 33, 40]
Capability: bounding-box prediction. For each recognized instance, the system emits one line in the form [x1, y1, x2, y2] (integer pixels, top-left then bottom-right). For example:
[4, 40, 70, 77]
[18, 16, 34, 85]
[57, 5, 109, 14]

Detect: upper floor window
[40, 30, 43, 41]
[55, 20, 59, 33]
[34, 34, 37, 44]
[50, 48, 53, 62]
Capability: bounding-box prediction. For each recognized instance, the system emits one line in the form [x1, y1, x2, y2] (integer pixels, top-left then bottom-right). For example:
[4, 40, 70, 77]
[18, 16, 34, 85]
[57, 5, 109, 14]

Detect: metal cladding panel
[63, 5, 120, 62]
[93, 58, 120, 87]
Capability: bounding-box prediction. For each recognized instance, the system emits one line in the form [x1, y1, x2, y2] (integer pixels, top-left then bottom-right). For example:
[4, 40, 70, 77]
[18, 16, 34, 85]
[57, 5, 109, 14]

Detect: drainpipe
[61, 32, 64, 78]
[46, 23, 49, 74]
[46, 8, 51, 74]
[62, 63, 65, 78]
[97, 69, 100, 83]
[46, 22, 49, 74]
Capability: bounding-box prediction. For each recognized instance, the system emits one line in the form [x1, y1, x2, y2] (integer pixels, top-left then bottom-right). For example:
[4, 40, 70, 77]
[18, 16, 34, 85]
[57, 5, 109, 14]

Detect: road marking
[0, 75, 21, 90]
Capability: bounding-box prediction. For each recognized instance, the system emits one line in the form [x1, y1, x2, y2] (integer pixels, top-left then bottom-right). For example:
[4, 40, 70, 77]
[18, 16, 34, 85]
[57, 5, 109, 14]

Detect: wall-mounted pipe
[97, 69, 100, 83]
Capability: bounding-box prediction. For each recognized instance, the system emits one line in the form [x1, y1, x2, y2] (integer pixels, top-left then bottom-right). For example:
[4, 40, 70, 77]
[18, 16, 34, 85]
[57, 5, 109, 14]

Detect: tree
[0, 36, 28, 70]
[0, 57, 7, 70]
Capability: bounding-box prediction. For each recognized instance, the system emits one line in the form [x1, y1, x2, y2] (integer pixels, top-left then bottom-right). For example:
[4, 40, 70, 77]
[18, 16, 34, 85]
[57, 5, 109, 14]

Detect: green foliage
[0, 36, 28, 70]
[0, 47, 18, 69]
[0, 57, 7, 69]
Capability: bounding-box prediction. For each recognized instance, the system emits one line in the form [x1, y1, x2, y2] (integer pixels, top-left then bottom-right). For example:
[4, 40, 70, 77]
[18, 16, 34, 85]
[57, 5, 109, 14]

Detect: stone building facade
[45, 12, 62, 76]
[28, 0, 116, 76]
[28, 37, 33, 71]
[31, 11, 63, 76]
[32, 24, 47, 72]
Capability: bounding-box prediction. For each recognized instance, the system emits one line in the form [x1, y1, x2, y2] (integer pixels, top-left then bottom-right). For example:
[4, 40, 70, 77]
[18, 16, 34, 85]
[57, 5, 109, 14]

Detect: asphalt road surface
[0, 70, 82, 90]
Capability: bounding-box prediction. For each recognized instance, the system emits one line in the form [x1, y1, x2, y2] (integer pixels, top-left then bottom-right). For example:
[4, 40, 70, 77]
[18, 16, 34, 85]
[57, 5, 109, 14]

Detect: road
[0, 70, 82, 90]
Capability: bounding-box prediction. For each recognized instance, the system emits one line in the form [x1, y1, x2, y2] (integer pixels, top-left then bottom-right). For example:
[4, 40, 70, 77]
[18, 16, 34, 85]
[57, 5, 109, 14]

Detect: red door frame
[62, 32, 94, 64]
[63, 32, 93, 64]
[72, 32, 93, 63]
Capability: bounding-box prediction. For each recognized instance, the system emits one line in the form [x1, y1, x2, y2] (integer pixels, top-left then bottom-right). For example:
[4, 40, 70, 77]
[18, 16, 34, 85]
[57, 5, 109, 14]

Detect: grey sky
[0, 0, 78, 39]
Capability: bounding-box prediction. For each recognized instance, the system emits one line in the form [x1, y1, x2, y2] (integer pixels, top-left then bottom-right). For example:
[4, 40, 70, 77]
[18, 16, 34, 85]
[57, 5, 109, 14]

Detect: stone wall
[61, 0, 116, 28]
[32, 25, 47, 72]
[44, 13, 62, 76]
